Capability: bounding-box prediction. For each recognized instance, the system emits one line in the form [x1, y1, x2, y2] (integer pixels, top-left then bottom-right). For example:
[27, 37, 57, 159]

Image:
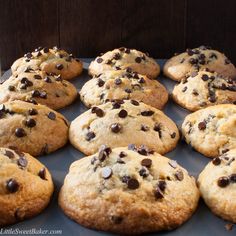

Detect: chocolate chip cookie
[59, 145, 199, 234]
[11, 46, 83, 80]
[182, 104, 236, 157]
[0, 147, 53, 226]
[172, 70, 236, 111]
[198, 149, 236, 223]
[0, 100, 69, 156]
[88, 47, 160, 79]
[0, 70, 78, 110]
[164, 46, 236, 82]
[69, 100, 179, 155]
[80, 70, 168, 109]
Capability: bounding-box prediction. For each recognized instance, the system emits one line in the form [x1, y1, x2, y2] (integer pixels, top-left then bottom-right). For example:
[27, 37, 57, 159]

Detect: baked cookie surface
[80, 70, 168, 109]
[69, 100, 179, 155]
[59, 145, 199, 234]
[164, 46, 236, 82]
[0, 70, 78, 110]
[182, 104, 236, 157]
[11, 46, 83, 80]
[88, 47, 160, 79]
[198, 149, 236, 223]
[0, 147, 53, 226]
[0, 100, 69, 156]
[172, 70, 236, 111]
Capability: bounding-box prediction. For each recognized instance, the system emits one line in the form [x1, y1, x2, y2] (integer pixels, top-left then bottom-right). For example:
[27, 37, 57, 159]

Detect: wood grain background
[0, 0, 236, 69]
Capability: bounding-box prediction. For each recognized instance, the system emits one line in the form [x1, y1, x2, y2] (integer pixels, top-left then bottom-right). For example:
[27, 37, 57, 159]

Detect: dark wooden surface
[0, 0, 236, 70]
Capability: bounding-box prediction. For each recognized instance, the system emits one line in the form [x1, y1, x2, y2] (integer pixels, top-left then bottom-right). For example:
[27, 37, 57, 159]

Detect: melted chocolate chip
[96, 57, 103, 63]
[56, 64, 64, 70]
[91, 107, 104, 117]
[113, 53, 121, 60]
[170, 132, 176, 139]
[6, 179, 19, 193]
[17, 157, 28, 168]
[5, 150, 15, 159]
[38, 168, 47, 180]
[25, 118, 36, 128]
[102, 167, 113, 179]
[154, 186, 164, 199]
[201, 74, 209, 81]
[28, 108, 38, 116]
[135, 57, 142, 63]
[212, 157, 221, 165]
[97, 78, 105, 87]
[139, 167, 149, 177]
[114, 78, 122, 85]
[118, 109, 127, 118]
[119, 151, 127, 158]
[47, 112, 56, 120]
[110, 123, 122, 133]
[154, 123, 162, 138]
[141, 158, 152, 168]
[175, 170, 184, 181]
[34, 75, 42, 80]
[230, 174, 236, 183]
[198, 121, 206, 130]
[141, 110, 154, 116]
[15, 128, 26, 137]
[130, 100, 139, 106]
[158, 180, 166, 192]
[127, 178, 139, 189]
[217, 176, 229, 187]
[8, 85, 15, 91]
[86, 131, 96, 141]
[141, 124, 149, 131]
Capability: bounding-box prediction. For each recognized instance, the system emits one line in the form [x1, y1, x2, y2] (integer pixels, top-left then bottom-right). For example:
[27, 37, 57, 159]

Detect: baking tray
[1, 59, 235, 236]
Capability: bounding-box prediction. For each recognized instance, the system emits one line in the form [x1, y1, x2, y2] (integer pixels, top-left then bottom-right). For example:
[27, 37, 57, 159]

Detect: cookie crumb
[225, 223, 233, 231]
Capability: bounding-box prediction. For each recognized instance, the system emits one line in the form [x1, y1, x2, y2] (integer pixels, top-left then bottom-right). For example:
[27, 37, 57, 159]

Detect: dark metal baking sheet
[1, 59, 235, 236]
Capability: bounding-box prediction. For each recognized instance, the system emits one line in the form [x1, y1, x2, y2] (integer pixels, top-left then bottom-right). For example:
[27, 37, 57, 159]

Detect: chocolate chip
[212, 157, 221, 165]
[102, 167, 113, 179]
[209, 95, 216, 103]
[118, 109, 127, 118]
[32, 90, 40, 97]
[96, 57, 103, 63]
[8, 85, 15, 91]
[141, 158, 152, 168]
[158, 180, 166, 192]
[186, 49, 194, 56]
[117, 158, 125, 164]
[119, 152, 126, 158]
[192, 89, 199, 96]
[56, 64, 63, 70]
[115, 66, 121, 70]
[141, 110, 154, 116]
[154, 123, 162, 138]
[25, 52, 32, 58]
[130, 100, 139, 106]
[38, 168, 47, 180]
[198, 121, 206, 130]
[139, 167, 149, 177]
[17, 157, 28, 168]
[125, 88, 132, 93]
[110, 123, 122, 133]
[34, 74, 42, 80]
[201, 74, 209, 81]
[86, 131, 96, 141]
[5, 150, 15, 159]
[229, 174, 236, 183]
[91, 107, 104, 117]
[44, 77, 52, 83]
[15, 128, 26, 137]
[43, 47, 49, 53]
[110, 215, 123, 224]
[137, 145, 152, 156]
[25, 118, 36, 128]
[135, 57, 142, 63]
[114, 78, 122, 85]
[40, 91, 47, 99]
[154, 185, 164, 199]
[189, 58, 198, 65]
[191, 71, 198, 77]
[171, 132, 176, 139]
[28, 108, 38, 115]
[47, 112, 56, 120]
[127, 178, 139, 189]
[125, 48, 130, 53]
[175, 170, 184, 181]
[97, 78, 105, 87]
[141, 124, 149, 131]
[6, 179, 19, 193]
[113, 53, 121, 60]
[217, 176, 229, 187]
[168, 160, 177, 169]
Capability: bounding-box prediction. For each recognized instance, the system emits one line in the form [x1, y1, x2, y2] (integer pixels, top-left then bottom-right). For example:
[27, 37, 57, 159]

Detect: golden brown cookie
[182, 104, 236, 157]
[172, 70, 236, 111]
[164, 46, 236, 82]
[69, 100, 179, 155]
[88, 47, 160, 79]
[11, 46, 83, 80]
[59, 145, 199, 234]
[0, 70, 78, 110]
[0, 147, 53, 226]
[80, 70, 168, 109]
[0, 100, 69, 156]
[198, 149, 236, 223]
